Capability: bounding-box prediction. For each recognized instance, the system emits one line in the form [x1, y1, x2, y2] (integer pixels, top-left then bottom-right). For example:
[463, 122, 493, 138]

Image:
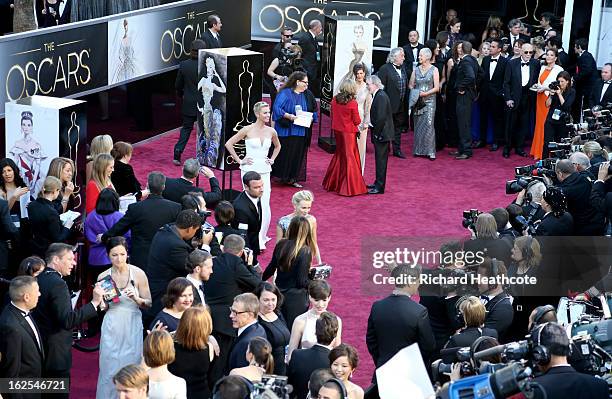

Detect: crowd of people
[1, 7, 612, 399]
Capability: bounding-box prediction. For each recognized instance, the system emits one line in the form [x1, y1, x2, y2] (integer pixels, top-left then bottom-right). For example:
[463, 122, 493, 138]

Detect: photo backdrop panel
[58, 103, 87, 213]
[320, 16, 337, 116]
[332, 19, 374, 95]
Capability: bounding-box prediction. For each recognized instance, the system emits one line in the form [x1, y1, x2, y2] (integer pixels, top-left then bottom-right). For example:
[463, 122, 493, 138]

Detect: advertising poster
[332, 19, 374, 95]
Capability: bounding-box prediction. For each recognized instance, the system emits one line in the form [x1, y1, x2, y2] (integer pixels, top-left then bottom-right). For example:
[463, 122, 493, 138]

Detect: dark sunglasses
[523, 51, 534, 54]
[283, 34, 293, 38]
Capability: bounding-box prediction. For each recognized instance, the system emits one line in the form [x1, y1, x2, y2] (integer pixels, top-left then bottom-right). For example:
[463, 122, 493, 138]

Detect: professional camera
[252, 375, 292, 399]
[505, 176, 543, 195]
[548, 80, 560, 91]
[514, 215, 537, 235]
[292, 57, 305, 72]
[462, 209, 480, 230]
[432, 348, 475, 382]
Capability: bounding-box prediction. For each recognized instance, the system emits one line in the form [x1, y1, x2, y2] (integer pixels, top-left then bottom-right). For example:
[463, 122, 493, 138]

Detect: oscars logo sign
[160, 12, 205, 63]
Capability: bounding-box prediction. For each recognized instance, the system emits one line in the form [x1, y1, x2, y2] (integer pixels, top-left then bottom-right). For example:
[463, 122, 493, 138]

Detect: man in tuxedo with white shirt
[232, 171, 263, 265]
[0, 276, 44, 384]
[478, 39, 508, 151]
[507, 19, 529, 50]
[185, 249, 213, 306]
[202, 14, 223, 49]
[590, 63, 612, 108]
[402, 30, 424, 82]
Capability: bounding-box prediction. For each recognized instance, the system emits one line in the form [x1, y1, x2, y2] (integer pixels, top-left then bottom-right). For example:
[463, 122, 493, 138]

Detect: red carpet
[71, 122, 522, 397]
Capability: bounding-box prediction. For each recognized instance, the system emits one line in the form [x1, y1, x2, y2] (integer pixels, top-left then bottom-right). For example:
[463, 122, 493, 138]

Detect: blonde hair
[143, 330, 175, 368]
[39, 176, 62, 198]
[475, 213, 498, 239]
[89, 135, 113, 160]
[47, 157, 74, 185]
[291, 190, 314, 208]
[583, 141, 609, 160]
[91, 153, 114, 190]
[253, 101, 269, 115]
[335, 80, 358, 104]
[174, 306, 212, 351]
[460, 296, 486, 327]
[531, 36, 546, 50]
[113, 364, 148, 392]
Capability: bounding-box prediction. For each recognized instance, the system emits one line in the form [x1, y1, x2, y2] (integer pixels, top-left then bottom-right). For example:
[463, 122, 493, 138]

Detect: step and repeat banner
[0, 0, 252, 118]
[251, 0, 400, 50]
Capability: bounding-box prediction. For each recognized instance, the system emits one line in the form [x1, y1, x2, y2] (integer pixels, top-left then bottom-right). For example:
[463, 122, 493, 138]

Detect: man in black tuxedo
[478, 39, 508, 151]
[401, 30, 424, 81]
[573, 38, 599, 116]
[532, 323, 609, 399]
[453, 41, 480, 159]
[33, 243, 104, 396]
[0, 198, 18, 277]
[477, 260, 514, 342]
[297, 19, 322, 97]
[185, 249, 213, 306]
[503, 42, 539, 158]
[376, 47, 409, 158]
[202, 14, 222, 49]
[366, 76, 394, 195]
[163, 159, 222, 208]
[366, 264, 435, 377]
[228, 293, 267, 370]
[232, 171, 263, 265]
[173, 39, 206, 165]
[102, 172, 181, 270]
[287, 311, 339, 399]
[589, 63, 612, 108]
[0, 276, 44, 386]
[204, 234, 261, 384]
[546, 36, 570, 70]
[507, 19, 530, 49]
[145, 210, 204, 326]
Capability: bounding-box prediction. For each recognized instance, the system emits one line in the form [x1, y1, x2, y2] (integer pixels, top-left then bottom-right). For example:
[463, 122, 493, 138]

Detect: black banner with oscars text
[320, 16, 337, 116]
[251, 0, 398, 50]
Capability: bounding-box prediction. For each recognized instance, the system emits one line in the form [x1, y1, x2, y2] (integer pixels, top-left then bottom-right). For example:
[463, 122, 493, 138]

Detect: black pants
[480, 92, 505, 145]
[506, 89, 532, 150]
[174, 114, 197, 156]
[392, 100, 406, 152]
[456, 91, 474, 155]
[543, 120, 568, 158]
[373, 140, 390, 191]
[434, 93, 448, 150]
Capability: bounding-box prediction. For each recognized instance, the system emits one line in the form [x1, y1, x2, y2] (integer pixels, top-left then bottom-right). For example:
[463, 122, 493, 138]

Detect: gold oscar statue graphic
[321, 22, 335, 103]
[67, 112, 82, 208]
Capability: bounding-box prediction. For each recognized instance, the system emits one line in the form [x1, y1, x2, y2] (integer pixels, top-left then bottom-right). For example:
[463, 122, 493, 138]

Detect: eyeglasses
[229, 307, 249, 315]
[299, 80, 309, 84]
[524, 51, 534, 54]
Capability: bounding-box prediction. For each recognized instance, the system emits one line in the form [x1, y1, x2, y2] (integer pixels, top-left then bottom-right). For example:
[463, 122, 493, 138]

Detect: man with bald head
[503, 42, 540, 158]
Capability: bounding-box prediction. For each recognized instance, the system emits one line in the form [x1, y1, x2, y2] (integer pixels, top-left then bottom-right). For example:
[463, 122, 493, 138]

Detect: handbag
[309, 263, 332, 280]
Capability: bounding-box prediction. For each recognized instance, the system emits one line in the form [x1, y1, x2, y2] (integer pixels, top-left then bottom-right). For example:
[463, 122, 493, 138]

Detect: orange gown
[530, 69, 552, 160]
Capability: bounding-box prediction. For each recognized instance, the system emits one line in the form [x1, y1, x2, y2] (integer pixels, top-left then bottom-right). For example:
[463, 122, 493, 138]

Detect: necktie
[491, 59, 498, 63]
[521, 62, 529, 67]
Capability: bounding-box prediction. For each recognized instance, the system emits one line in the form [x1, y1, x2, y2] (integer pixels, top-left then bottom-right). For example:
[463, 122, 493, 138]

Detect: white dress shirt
[601, 82, 610, 101]
[237, 319, 258, 337]
[186, 275, 205, 305]
[12, 302, 42, 351]
[511, 34, 519, 47]
[245, 192, 260, 214]
[489, 56, 500, 79]
[520, 59, 530, 87]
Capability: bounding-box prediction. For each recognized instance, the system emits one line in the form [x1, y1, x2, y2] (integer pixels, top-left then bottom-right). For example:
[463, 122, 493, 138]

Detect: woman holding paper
[272, 71, 318, 188]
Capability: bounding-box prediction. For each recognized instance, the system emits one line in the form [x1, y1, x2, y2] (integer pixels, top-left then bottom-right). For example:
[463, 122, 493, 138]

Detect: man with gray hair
[162, 158, 222, 208]
[298, 19, 323, 97]
[377, 47, 409, 158]
[228, 293, 266, 370]
[569, 152, 593, 178]
[507, 18, 529, 48]
[366, 75, 394, 194]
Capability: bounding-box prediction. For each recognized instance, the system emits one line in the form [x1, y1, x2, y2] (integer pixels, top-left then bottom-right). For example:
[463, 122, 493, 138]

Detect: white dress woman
[198, 57, 227, 168]
[9, 111, 46, 199]
[225, 102, 281, 249]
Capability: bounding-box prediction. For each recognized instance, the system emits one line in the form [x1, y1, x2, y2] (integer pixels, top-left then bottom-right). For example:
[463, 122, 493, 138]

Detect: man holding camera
[531, 322, 608, 399]
[163, 158, 222, 209]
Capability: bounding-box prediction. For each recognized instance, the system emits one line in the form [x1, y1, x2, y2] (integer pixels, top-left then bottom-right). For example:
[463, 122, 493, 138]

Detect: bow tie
[521, 62, 529, 67]
[22, 311, 31, 318]
[393, 64, 402, 70]
[411, 46, 418, 49]
[490, 59, 498, 63]
[604, 80, 612, 85]
[479, 295, 490, 305]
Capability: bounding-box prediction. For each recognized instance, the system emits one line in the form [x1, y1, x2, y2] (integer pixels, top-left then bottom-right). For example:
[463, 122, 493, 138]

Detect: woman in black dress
[149, 278, 194, 333]
[255, 282, 291, 375]
[168, 306, 214, 399]
[262, 216, 316, 329]
[444, 41, 463, 149]
[110, 141, 148, 200]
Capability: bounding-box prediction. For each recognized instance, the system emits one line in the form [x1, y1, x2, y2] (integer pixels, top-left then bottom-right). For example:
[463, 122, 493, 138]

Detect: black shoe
[472, 140, 485, 149]
[455, 154, 472, 160]
[503, 147, 510, 158]
[367, 184, 376, 190]
[515, 149, 528, 157]
[490, 144, 499, 151]
[449, 151, 460, 156]
[173, 152, 181, 166]
[393, 150, 406, 159]
[368, 188, 384, 194]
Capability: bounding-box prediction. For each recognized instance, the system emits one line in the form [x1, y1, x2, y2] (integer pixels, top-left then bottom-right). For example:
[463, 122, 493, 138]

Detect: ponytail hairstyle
[248, 337, 274, 374]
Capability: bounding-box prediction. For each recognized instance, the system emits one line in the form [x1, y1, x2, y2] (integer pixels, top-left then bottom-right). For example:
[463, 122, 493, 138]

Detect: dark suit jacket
[369, 90, 394, 143]
[287, 345, 331, 399]
[589, 79, 612, 108]
[377, 63, 408, 113]
[163, 176, 222, 209]
[229, 322, 267, 370]
[574, 51, 599, 94]
[27, 198, 71, 258]
[402, 43, 424, 78]
[455, 55, 479, 93]
[507, 33, 530, 48]
[503, 58, 539, 104]
[203, 252, 261, 337]
[0, 304, 44, 384]
[484, 292, 514, 342]
[297, 31, 319, 79]
[481, 55, 509, 97]
[175, 58, 200, 117]
[102, 194, 181, 270]
[231, 192, 262, 260]
[558, 172, 603, 235]
[533, 365, 609, 399]
[366, 295, 436, 369]
[0, 199, 18, 273]
[535, 212, 574, 236]
[557, 49, 570, 71]
[202, 29, 222, 49]
[33, 269, 97, 375]
[146, 224, 193, 319]
[110, 160, 142, 199]
[444, 327, 498, 350]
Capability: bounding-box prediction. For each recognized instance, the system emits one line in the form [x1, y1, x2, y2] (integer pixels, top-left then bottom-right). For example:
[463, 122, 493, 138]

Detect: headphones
[530, 322, 551, 366]
[470, 335, 497, 367]
[532, 304, 555, 326]
[211, 375, 254, 399]
[323, 378, 349, 399]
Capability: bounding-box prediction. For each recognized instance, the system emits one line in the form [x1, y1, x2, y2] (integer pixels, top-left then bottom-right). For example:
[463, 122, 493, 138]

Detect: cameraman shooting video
[463, 213, 512, 267]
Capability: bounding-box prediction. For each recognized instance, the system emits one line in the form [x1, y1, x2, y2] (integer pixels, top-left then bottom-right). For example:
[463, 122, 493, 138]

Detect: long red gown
[322, 98, 367, 196]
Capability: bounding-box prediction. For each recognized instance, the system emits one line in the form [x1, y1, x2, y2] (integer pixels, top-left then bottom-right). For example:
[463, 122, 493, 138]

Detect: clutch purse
[309, 264, 332, 280]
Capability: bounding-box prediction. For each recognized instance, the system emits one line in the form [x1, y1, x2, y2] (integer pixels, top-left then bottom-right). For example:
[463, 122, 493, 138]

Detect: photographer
[554, 159, 604, 235]
[477, 258, 514, 342]
[542, 71, 575, 158]
[513, 180, 547, 224]
[463, 213, 512, 266]
[535, 185, 574, 236]
[490, 207, 520, 241]
[569, 152, 595, 180]
[531, 322, 608, 399]
[180, 193, 219, 256]
[268, 44, 303, 94]
[444, 296, 498, 349]
[583, 141, 609, 177]
[591, 162, 612, 235]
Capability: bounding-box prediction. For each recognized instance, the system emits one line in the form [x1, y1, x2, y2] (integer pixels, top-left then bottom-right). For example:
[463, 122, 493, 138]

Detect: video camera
[252, 375, 292, 399]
